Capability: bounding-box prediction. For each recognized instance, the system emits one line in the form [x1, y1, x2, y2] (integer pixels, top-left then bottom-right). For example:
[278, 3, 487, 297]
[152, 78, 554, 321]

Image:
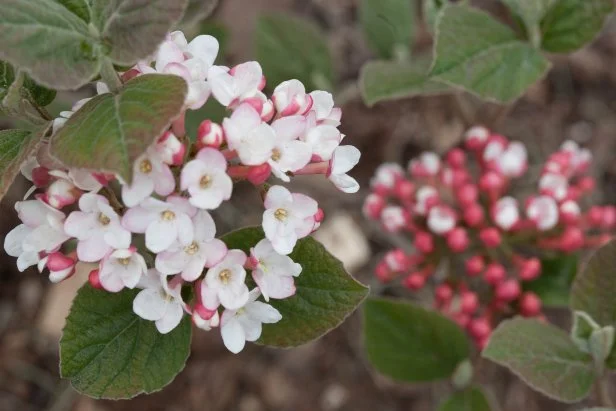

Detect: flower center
[271, 148, 281, 161]
[218, 269, 231, 284]
[199, 175, 212, 189]
[98, 213, 111, 226]
[118, 257, 131, 266]
[161, 210, 176, 221]
[274, 208, 288, 221]
[184, 241, 199, 255]
[139, 159, 153, 174]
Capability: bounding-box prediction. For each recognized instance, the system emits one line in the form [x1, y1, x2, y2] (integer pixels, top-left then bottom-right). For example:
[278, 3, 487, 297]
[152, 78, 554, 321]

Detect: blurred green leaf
[178, 0, 218, 28]
[54, 0, 92, 22]
[483, 318, 594, 403]
[364, 297, 470, 382]
[359, 0, 414, 59]
[502, 0, 555, 30]
[523, 254, 578, 307]
[256, 13, 334, 91]
[541, 0, 613, 53]
[438, 386, 491, 411]
[0, 129, 41, 200]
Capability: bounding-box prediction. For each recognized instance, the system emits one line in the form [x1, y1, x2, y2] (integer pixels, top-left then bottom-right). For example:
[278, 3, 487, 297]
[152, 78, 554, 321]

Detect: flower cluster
[3, 31, 360, 354]
[364, 126, 615, 348]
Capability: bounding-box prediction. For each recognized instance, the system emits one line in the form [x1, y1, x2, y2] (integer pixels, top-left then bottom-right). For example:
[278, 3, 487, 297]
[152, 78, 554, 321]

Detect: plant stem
[100, 59, 122, 93]
[596, 375, 615, 407]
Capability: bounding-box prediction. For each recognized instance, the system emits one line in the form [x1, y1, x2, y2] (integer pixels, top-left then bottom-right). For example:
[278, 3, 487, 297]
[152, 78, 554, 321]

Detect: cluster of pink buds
[365, 126, 615, 348]
[3, 31, 360, 354]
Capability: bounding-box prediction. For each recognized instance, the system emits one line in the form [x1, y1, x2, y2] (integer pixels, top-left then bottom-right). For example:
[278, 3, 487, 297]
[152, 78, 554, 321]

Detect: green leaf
[502, 0, 556, 30]
[572, 311, 601, 353]
[359, 0, 415, 59]
[54, 0, 92, 22]
[523, 254, 578, 307]
[60, 284, 191, 399]
[571, 239, 616, 368]
[0, 0, 103, 90]
[0, 61, 56, 108]
[430, 5, 551, 102]
[0, 129, 41, 200]
[91, 0, 188, 65]
[0, 61, 15, 103]
[256, 13, 334, 91]
[221, 227, 369, 347]
[360, 58, 450, 106]
[364, 297, 470, 382]
[423, 0, 442, 33]
[438, 386, 491, 411]
[541, 0, 614, 53]
[178, 0, 219, 28]
[50, 74, 187, 182]
[483, 318, 594, 403]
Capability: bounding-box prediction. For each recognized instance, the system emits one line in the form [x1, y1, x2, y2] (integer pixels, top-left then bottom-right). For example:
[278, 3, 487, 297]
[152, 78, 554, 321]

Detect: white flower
[200, 250, 250, 310]
[4, 224, 39, 271]
[250, 239, 301, 301]
[121, 150, 175, 207]
[539, 172, 568, 200]
[156, 210, 228, 281]
[414, 186, 439, 215]
[262, 185, 318, 255]
[99, 247, 148, 292]
[301, 120, 341, 162]
[64, 193, 131, 262]
[133, 270, 186, 334]
[220, 289, 282, 354]
[209, 61, 263, 107]
[499, 142, 527, 178]
[122, 197, 196, 253]
[309, 90, 341, 126]
[272, 79, 312, 116]
[181, 148, 233, 209]
[492, 196, 520, 231]
[427, 205, 456, 235]
[222, 103, 275, 165]
[380, 206, 406, 232]
[526, 195, 559, 231]
[267, 116, 311, 181]
[327, 146, 360, 193]
[16, 200, 70, 257]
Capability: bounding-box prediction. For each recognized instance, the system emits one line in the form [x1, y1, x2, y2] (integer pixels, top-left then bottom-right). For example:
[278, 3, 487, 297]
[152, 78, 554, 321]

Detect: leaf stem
[100, 59, 122, 93]
[596, 374, 614, 407]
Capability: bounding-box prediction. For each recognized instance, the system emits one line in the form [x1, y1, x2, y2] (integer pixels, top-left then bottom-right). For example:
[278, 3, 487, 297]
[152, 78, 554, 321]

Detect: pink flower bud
[403, 273, 426, 290]
[156, 131, 186, 165]
[465, 255, 485, 277]
[492, 196, 520, 231]
[88, 269, 103, 289]
[446, 148, 466, 169]
[495, 279, 521, 302]
[484, 263, 506, 285]
[454, 313, 471, 328]
[455, 184, 478, 206]
[464, 126, 490, 151]
[461, 292, 479, 314]
[247, 163, 272, 185]
[469, 317, 491, 339]
[375, 261, 393, 283]
[415, 231, 434, 254]
[363, 193, 385, 219]
[587, 206, 604, 226]
[559, 226, 584, 252]
[414, 186, 439, 215]
[384, 248, 409, 271]
[194, 302, 217, 321]
[32, 167, 51, 187]
[409, 152, 441, 178]
[518, 257, 541, 281]
[436, 283, 454, 303]
[479, 171, 505, 193]
[446, 227, 469, 252]
[577, 176, 595, 193]
[45, 179, 81, 209]
[427, 205, 457, 235]
[479, 227, 501, 248]
[394, 180, 415, 200]
[197, 120, 224, 149]
[558, 200, 580, 225]
[46, 252, 76, 283]
[603, 206, 616, 229]
[463, 203, 485, 227]
[381, 206, 409, 233]
[314, 208, 325, 223]
[519, 292, 542, 317]
[261, 99, 275, 122]
[526, 195, 559, 231]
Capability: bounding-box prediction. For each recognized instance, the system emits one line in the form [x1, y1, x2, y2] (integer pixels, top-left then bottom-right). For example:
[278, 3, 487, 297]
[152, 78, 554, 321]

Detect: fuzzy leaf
[0, 129, 41, 200]
[502, 0, 556, 29]
[438, 386, 491, 411]
[571, 239, 616, 368]
[483, 318, 594, 403]
[523, 254, 578, 307]
[178, 0, 219, 28]
[359, 0, 415, 59]
[0, 61, 56, 108]
[360, 58, 450, 106]
[50, 74, 186, 182]
[430, 5, 550, 102]
[0, 0, 103, 90]
[60, 284, 192, 399]
[541, 0, 614, 53]
[221, 227, 369, 347]
[256, 13, 334, 91]
[364, 297, 470, 382]
[91, 0, 188, 65]
[54, 0, 92, 22]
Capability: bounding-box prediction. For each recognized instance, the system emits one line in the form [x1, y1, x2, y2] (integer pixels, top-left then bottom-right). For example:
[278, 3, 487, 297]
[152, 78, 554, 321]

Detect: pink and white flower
[39, 252, 76, 283]
[99, 247, 148, 292]
[133, 270, 186, 334]
[156, 210, 227, 281]
[220, 288, 282, 354]
[301, 116, 341, 161]
[249, 239, 301, 301]
[539, 172, 568, 200]
[268, 116, 311, 181]
[209, 61, 263, 107]
[370, 163, 404, 192]
[121, 150, 175, 207]
[526, 195, 559, 231]
[408, 152, 440, 177]
[327, 145, 360, 193]
[193, 309, 220, 331]
[181, 148, 232, 209]
[414, 186, 439, 215]
[381, 206, 407, 232]
[271, 80, 312, 116]
[222, 103, 275, 165]
[427, 205, 456, 235]
[492, 196, 520, 231]
[309, 90, 341, 126]
[64, 193, 131, 262]
[262, 185, 318, 255]
[200, 250, 250, 310]
[122, 197, 196, 253]
[156, 131, 186, 166]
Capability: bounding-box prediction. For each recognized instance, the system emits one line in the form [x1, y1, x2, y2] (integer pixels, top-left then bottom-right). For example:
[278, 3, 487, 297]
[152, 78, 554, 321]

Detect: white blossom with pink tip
[181, 148, 233, 209]
[121, 150, 175, 207]
[250, 239, 301, 301]
[133, 270, 186, 334]
[99, 247, 148, 292]
[200, 250, 250, 310]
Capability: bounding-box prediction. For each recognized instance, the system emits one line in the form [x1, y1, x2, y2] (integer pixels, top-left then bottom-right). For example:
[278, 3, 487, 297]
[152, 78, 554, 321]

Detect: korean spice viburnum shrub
[364, 126, 615, 348]
[0, 15, 368, 397]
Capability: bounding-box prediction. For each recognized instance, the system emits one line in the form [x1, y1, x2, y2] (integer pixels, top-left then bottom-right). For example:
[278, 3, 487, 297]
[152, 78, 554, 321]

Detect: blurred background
[3, 0, 616, 410]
